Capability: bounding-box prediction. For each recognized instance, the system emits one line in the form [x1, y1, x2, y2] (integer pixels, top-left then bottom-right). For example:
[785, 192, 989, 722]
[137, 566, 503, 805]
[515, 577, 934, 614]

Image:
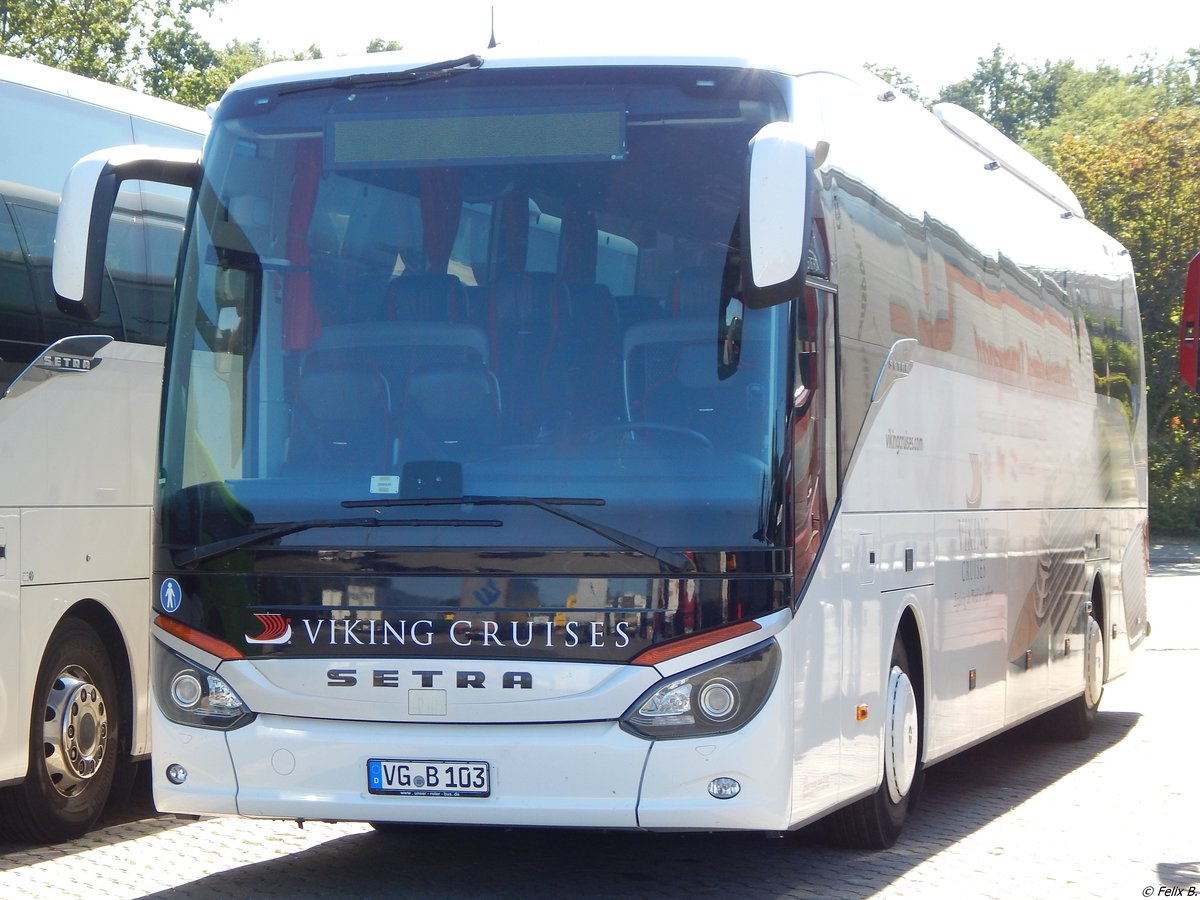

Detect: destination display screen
[328, 108, 626, 167]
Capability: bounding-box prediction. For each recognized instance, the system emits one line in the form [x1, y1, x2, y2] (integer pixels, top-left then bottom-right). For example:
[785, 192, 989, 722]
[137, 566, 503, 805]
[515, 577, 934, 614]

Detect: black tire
[1041, 610, 1104, 741]
[824, 637, 923, 849]
[0, 619, 120, 844]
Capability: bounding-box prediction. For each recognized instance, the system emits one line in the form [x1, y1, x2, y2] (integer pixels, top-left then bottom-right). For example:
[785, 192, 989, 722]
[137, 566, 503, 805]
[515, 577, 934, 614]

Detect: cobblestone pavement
[2, 562, 1196, 900]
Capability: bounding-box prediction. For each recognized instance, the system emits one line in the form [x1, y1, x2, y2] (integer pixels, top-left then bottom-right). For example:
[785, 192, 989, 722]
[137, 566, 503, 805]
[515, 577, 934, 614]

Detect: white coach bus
[54, 45, 1147, 848]
[0, 55, 206, 842]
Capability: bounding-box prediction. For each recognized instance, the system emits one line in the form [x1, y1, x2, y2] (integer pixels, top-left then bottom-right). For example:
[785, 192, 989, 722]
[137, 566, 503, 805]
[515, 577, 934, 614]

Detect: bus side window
[9, 201, 124, 344]
[115, 212, 183, 346]
[0, 199, 41, 392]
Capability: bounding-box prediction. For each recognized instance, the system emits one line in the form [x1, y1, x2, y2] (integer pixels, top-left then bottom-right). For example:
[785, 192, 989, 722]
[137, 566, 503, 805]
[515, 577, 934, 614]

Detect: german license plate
[367, 758, 491, 797]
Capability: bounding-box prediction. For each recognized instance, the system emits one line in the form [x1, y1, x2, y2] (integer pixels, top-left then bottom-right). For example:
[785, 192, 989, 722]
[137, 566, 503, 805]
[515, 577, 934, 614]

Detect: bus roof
[0, 54, 209, 135]
[223, 42, 849, 96]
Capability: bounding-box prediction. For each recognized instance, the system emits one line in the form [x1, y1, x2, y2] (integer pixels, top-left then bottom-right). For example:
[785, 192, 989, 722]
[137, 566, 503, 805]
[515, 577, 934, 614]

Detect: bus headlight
[620, 638, 780, 739]
[153, 639, 254, 730]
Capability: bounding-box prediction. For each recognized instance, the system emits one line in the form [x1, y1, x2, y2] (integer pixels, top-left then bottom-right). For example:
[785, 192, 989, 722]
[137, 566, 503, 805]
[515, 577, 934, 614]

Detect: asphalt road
[2, 560, 1197, 899]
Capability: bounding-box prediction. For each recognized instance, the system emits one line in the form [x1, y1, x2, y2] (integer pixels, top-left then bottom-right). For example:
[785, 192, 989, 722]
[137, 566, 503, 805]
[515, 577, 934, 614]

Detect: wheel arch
[894, 603, 927, 762]
[823, 600, 929, 848]
[1088, 570, 1109, 683]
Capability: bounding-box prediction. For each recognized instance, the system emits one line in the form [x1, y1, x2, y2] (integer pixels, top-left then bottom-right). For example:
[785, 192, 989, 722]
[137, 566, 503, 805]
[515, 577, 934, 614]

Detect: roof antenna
[488, 5, 498, 49]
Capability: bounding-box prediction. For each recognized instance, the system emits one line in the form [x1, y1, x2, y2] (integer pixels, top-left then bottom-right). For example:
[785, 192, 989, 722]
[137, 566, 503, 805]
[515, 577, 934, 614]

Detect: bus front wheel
[0, 619, 119, 844]
[825, 637, 923, 849]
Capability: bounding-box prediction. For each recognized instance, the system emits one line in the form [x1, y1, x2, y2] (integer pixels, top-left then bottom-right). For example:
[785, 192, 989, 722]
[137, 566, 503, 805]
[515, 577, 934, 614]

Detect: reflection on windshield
[163, 68, 791, 552]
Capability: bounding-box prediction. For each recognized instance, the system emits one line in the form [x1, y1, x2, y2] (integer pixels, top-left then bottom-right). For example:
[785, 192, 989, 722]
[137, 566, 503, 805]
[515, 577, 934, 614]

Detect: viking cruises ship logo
[245, 613, 293, 645]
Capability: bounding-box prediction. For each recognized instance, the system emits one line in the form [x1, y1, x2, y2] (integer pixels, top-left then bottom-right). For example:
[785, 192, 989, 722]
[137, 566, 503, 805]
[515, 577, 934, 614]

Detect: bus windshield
[161, 66, 793, 556]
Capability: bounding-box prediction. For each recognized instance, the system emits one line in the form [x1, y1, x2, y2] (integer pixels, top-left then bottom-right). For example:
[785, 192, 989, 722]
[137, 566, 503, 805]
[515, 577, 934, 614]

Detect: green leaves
[937, 46, 1082, 141]
[0, 1, 353, 108]
[1, 0, 139, 82]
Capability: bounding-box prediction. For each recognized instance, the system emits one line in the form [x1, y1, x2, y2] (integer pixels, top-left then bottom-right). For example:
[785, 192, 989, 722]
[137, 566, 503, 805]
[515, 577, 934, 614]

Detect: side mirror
[740, 123, 813, 309]
[54, 145, 201, 321]
[1181, 251, 1200, 392]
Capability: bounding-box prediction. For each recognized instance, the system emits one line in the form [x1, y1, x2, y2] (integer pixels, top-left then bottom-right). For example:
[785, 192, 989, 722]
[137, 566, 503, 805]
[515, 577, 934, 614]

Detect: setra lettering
[326, 668, 534, 689]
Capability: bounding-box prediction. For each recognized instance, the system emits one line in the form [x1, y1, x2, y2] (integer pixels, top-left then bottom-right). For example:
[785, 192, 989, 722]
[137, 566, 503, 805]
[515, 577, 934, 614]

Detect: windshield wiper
[173, 514, 501, 568]
[342, 496, 696, 574]
[279, 55, 483, 96]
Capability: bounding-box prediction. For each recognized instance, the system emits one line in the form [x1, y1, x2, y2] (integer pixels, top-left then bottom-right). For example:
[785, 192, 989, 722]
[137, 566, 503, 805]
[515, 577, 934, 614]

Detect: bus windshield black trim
[173, 515, 503, 568]
[343, 495, 696, 574]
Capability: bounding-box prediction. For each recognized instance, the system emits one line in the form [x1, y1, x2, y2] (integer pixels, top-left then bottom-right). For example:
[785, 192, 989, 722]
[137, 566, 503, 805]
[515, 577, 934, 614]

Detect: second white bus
[0, 55, 207, 843]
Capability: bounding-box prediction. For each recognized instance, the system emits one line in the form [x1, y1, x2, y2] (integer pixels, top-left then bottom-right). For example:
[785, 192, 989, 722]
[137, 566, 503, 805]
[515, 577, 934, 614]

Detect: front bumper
[151, 691, 794, 831]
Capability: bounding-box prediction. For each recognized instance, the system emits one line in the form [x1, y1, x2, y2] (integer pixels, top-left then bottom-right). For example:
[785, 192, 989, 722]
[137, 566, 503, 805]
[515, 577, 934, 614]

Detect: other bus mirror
[717, 294, 744, 380]
[213, 304, 242, 379]
[1181, 251, 1200, 392]
[740, 123, 813, 309]
[54, 145, 201, 321]
[214, 269, 248, 346]
[217, 300, 242, 343]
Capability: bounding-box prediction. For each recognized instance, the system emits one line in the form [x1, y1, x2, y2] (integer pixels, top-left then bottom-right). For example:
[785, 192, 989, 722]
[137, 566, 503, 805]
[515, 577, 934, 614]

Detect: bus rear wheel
[825, 637, 923, 849]
[1042, 606, 1104, 741]
[0, 619, 119, 844]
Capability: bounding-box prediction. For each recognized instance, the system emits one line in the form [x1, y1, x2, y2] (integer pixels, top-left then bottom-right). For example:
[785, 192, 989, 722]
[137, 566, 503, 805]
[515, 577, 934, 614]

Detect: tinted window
[0, 200, 40, 391]
[9, 202, 124, 343]
[112, 210, 184, 345]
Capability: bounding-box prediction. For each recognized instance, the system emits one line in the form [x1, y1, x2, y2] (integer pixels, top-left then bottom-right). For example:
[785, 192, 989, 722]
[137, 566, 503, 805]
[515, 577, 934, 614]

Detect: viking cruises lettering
[296, 617, 632, 650]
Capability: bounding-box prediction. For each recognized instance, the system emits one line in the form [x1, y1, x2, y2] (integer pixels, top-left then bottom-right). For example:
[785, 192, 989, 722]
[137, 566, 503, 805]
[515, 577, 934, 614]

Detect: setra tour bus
[52, 45, 1148, 848]
[0, 54, 207, 842]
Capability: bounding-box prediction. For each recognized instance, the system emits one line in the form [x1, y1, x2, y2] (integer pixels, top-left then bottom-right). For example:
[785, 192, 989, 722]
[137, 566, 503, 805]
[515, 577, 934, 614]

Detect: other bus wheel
[0, 619, 119, 844]
[825, 637, 922, 849]
[1041, 605, 1104, 741]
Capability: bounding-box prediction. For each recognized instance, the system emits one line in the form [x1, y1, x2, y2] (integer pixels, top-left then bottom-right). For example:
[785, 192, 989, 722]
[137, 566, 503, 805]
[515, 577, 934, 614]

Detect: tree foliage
[142, 1, 326, 107]
[0, 0, 328, 107]
[0, 1, 219, 83]
[145, 34, 287, 108]
[145, 27, 323, 108]
[937, 46, 1088, 142]
[366, 38, 403, 54]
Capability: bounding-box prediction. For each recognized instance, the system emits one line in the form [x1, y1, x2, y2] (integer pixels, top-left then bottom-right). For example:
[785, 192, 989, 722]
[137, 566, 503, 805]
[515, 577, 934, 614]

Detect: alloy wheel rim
[42, 667, 108, 797]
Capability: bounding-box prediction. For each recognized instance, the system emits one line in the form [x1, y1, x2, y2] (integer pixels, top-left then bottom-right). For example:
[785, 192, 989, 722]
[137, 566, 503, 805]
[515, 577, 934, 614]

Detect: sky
[194, 0, 1200, 97]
